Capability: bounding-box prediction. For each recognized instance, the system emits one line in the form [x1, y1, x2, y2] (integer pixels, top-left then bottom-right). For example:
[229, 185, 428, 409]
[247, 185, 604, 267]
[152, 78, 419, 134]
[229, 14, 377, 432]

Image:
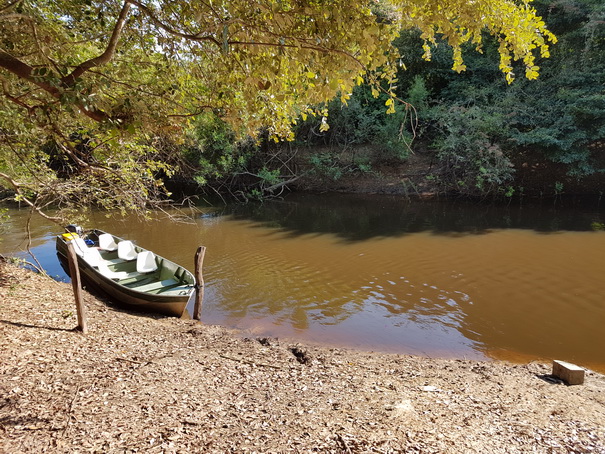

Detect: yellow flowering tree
[0, 0, 555, 218]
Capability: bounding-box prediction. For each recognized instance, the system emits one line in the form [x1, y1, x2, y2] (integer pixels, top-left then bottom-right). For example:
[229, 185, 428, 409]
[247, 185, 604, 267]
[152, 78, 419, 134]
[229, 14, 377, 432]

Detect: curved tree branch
[128, 0, 221, 47]
[1, 77, 36, 114]
[62, 1, 132, 86]
[0, 50, 61, 97]
[0, 50, 109, 122]
[0, 172, 61, 222]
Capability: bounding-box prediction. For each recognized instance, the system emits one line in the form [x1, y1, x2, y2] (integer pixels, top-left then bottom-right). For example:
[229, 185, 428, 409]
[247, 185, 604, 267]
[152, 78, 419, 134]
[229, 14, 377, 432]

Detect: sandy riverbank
[1, 260, 604, 453]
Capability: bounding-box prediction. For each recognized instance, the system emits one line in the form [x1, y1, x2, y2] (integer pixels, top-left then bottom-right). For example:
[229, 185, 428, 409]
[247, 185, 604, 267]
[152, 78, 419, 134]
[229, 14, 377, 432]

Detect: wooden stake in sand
[66, 241, 88, 333]
[193, 246, 206, 321]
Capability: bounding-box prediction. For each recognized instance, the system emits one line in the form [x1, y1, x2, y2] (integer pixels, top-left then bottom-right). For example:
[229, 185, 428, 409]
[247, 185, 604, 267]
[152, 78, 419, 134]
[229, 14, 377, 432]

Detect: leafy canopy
[386, 0, 604, 191]
[0, 0, 555, 218]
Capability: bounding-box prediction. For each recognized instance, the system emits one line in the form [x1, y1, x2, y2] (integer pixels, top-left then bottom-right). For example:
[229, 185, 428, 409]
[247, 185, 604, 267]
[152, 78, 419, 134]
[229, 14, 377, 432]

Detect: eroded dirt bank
[1, 262, 604, 453]
[289, 147, 605, 198]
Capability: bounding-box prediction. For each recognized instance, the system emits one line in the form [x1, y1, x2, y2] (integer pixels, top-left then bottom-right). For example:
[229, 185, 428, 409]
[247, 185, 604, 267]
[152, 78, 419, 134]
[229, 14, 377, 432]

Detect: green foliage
[502, 70, 603, 176]
[429, 104, 515, 196]
[185, 112, 246, 185]
[0, 207, 8, 237]
[294, 85, 413, 163]
[352, 156, 373, 174]
[183, 114, 311, 201]
[591, 221, 605, 231]
[374, 105, 413, 161]
[306, 148, 374, 182]
[504, 0, 605, 175]
[308, 153, 345, 181]
[242, 167, 284, 201]
[407, 76, 430, 112]
[386, 0, 605, 195]
[294, 92, 374, 148]
[257, 167, 281, 186]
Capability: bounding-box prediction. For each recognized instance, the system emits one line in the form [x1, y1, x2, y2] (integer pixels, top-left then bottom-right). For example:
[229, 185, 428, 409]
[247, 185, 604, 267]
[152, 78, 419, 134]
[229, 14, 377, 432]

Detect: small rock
[421, 386, 442, 392]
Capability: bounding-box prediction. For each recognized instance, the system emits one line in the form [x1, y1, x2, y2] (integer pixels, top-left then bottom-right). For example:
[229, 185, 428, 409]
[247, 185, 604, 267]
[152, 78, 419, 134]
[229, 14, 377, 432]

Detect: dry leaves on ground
[1, 261, 604, 453]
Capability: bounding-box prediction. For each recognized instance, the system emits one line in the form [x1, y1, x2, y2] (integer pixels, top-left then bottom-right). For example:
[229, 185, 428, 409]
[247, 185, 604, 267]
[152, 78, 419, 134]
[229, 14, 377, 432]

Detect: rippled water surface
[2, 194, 605, 372]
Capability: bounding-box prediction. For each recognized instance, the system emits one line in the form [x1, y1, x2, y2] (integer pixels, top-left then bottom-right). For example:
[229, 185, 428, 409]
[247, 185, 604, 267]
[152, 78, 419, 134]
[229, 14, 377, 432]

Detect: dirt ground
[1, 261, 604, 453]
[291, 146, 605, 198]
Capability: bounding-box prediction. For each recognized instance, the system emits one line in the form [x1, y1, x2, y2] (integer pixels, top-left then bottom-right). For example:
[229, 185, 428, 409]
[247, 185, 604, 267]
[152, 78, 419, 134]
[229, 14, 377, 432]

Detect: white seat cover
[82, 248, 103, 267]
[71, 237, 90, 256]
[136, 251, 158, 273]
[98, 233, 118, 251]
[117, 240, 138, 261]
[82, 248, 129, 280]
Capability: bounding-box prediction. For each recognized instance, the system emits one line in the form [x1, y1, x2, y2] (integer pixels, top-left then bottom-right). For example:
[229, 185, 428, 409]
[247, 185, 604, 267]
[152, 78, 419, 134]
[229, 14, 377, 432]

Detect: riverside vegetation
[181, 0, 604, 201]
[2, 0, 593, 221]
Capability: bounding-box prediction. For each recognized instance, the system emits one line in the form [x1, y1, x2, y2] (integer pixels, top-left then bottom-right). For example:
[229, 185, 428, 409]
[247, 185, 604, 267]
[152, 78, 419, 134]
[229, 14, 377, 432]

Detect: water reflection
[225, 193, 605, 239]
[1, 194, 604, 372]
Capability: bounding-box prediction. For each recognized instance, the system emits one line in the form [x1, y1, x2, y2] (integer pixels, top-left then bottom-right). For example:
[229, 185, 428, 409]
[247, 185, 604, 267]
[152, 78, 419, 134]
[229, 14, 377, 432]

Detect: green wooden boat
[56, 228, 195, 317]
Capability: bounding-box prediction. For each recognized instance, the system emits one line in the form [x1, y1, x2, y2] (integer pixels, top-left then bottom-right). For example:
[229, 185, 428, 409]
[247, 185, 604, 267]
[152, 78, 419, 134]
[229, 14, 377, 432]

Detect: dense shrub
[294, 85, 413, 163]
[429, 104, 515, 196]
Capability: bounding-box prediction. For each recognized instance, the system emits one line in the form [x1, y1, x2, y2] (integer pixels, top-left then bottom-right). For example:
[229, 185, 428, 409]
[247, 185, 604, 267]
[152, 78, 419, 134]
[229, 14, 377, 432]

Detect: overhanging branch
[0, 50, 60, 98]
[128, 0, 221, 46]
[0, 50, 110, 122]
[0, 172, 61, 222]
[62, 1, 132, 86]
[0, 0, 23, 14]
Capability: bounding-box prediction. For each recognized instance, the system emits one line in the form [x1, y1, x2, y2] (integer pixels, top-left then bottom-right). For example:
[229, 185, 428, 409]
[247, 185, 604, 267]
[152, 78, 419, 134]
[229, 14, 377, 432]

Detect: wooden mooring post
[66, 241, 88, 333]
[193, 246, 206, 321]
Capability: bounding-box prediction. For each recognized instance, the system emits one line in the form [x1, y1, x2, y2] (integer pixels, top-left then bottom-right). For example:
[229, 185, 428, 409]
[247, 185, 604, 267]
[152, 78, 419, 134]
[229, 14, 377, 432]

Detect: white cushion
[71, 237, 90, 256]
[117, 240, 138, 261]
[136, 251, 158, 273]
[98, 233, 118, 251]
[82, 248, 103, 267]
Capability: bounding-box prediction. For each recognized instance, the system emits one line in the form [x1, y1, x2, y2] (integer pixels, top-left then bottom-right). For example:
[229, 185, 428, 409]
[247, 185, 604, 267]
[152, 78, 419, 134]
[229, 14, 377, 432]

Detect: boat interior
[68, 230, 195, 296]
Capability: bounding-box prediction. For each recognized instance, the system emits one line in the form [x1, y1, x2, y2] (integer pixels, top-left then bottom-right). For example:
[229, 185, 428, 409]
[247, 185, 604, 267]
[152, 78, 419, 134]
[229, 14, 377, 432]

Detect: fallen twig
[218, 353, 282, 370]
[336, 433, 353, 453]
[62, 384, 81, 436]
[116, 357, 150, 365]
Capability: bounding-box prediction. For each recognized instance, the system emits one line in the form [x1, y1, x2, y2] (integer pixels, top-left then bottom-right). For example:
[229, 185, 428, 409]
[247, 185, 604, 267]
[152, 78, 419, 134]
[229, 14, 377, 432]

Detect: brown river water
[2, 193, 605, 373]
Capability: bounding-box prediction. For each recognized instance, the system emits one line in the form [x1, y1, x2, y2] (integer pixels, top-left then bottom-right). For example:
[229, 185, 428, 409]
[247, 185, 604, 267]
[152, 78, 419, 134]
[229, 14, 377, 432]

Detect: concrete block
[552, 360, 585, 385]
